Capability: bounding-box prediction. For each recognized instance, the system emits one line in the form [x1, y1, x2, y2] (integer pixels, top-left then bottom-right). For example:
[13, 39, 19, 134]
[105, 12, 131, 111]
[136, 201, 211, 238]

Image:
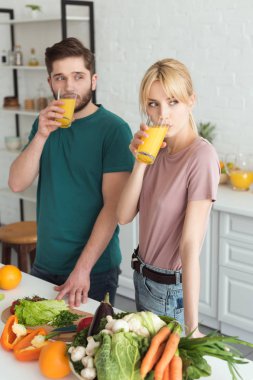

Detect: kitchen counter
[215, 184, 253, 217]
[0, 265, 253, 380]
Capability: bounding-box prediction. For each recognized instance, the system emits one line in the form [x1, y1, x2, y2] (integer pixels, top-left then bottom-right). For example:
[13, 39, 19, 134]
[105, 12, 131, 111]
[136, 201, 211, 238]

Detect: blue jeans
[133, 259, 184, 326]
[30, 264, 120, 306]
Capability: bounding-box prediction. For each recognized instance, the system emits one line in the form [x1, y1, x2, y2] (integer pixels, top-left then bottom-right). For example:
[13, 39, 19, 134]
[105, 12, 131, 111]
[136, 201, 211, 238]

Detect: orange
[0, 265, 22, 290]
[39, 341, 71, 379]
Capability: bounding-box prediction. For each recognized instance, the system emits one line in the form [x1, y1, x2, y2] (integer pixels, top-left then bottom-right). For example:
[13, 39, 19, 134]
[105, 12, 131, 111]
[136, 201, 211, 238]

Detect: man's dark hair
[45, 37, 95, 76]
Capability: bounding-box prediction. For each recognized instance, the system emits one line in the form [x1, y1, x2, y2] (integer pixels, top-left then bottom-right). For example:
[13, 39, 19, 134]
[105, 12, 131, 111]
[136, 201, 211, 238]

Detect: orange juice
[57, 98, 76, 128]
[229, 170, 253, 191]
[137, 126, 168, 164]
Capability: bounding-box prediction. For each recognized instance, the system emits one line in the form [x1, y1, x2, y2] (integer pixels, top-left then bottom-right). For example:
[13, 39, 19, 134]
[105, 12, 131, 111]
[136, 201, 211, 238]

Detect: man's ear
[91, 74, 98, 91]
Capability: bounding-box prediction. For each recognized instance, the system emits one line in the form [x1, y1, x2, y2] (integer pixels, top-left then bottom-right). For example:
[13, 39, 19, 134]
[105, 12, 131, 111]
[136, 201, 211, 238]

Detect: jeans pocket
[143, 277, 166, 305]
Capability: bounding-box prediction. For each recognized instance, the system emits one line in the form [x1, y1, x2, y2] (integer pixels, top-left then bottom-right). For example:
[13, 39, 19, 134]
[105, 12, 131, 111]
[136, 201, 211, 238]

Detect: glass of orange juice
[56, 91, 77, 128]
[136, 118, 169, 164]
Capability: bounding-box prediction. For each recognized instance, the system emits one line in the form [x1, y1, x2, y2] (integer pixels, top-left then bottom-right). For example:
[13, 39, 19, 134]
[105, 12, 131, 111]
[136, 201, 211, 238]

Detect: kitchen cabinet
[199, 186, 253, 342]
[0, 0, 95, 223]
[199, 210, 219, 329]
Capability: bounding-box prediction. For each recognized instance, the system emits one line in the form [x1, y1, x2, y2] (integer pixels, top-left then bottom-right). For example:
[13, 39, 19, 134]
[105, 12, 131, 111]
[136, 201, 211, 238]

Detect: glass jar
[14, 45, 23, 66]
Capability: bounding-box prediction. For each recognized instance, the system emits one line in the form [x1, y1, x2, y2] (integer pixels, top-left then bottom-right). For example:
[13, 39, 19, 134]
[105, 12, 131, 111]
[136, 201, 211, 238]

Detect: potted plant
[197, 121, 216, 143]
[25, 4, 42, 18]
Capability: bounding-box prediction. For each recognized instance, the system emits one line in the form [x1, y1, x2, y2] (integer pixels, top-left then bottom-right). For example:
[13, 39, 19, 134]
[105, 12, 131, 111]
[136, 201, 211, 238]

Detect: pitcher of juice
[225, 153, 253, 191]
[136, 118, 169, 164]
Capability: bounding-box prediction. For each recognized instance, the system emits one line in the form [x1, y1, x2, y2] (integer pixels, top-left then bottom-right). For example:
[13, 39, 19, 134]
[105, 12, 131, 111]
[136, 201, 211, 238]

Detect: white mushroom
[105, 315, 114, 330]
[71, 346, 86, 362]
[85, 336, 100, 357]
[80, 367, 96, 380]
[81, 356, 94, 368]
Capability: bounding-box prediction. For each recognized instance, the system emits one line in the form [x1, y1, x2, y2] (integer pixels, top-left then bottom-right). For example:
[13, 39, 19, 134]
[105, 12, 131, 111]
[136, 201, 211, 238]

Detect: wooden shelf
[0, 65, 46, 70]
[0, 107, 38, 116]
[0, 16, 89, 25]
[0, 186, 37, 203]
[0, 148, 22, 155]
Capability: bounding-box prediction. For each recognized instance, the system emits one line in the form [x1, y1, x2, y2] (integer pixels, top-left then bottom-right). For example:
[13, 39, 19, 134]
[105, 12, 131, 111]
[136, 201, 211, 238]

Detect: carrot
[154, 324, 182, 380]
[169, 350, 182, 380]
[162, 364, 170, 380]
[140, 322, 175, 379]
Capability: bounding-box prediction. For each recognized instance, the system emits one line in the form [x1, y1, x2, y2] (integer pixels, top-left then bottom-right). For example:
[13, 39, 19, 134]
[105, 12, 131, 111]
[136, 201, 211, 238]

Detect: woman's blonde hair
[139, 58, 198, 134]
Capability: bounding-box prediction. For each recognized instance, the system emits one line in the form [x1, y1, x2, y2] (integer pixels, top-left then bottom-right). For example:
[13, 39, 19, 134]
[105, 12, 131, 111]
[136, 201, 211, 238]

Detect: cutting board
[1, 306, 93, 343]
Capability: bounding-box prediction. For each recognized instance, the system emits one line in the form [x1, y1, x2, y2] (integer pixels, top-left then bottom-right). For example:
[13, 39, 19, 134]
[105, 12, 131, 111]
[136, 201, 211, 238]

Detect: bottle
[36, 83, 48, 110]
[28, 48, 39, 66]
[14, 45, 23, 66]
[1, 49, 8, 65]
[8, 50, 15, 66]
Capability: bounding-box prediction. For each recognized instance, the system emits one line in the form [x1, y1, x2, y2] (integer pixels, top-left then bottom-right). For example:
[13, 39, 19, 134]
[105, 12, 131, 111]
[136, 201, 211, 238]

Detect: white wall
[0, 0, 252, 218]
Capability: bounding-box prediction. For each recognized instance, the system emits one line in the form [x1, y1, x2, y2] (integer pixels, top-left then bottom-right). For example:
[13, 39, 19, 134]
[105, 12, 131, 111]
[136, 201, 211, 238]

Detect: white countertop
[214, 184, 253, 217]
[0, 265, 253, 380]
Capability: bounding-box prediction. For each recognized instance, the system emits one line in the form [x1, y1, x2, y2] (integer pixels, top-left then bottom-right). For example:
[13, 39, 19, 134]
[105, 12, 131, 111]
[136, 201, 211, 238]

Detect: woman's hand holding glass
[130, 120, 168, 164]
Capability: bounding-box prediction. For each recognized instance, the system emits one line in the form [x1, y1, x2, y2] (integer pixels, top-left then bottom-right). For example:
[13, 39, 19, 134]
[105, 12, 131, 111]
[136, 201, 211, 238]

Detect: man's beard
[74, 87, 93, 112]
[52, 86, 93, 112]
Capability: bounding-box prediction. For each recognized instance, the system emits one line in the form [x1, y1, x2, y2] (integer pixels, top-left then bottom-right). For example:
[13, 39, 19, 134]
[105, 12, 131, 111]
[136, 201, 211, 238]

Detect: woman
[117, 58, 220, 337]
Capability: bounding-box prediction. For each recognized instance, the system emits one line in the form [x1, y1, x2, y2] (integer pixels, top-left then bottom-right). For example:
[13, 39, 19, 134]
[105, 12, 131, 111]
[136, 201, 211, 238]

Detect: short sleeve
[187, 142, 220, 202]
[22, 118, 39, 151]
[102, 121, 134, 173]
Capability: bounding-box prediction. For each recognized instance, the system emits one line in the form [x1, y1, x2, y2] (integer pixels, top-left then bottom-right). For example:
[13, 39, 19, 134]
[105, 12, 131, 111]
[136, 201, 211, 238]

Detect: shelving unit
[0, 0, 95, 223]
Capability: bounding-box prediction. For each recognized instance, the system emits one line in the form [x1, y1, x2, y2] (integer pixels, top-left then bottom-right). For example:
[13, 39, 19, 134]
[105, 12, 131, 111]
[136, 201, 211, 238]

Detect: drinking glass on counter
[136, 117, 169, 164]
[225, 153, 253, 191]
[56, 90, 77, 128]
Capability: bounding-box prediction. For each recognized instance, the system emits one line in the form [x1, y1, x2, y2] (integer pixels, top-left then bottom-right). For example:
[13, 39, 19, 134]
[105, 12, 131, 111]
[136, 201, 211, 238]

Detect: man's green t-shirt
[29, 105, 134, 275]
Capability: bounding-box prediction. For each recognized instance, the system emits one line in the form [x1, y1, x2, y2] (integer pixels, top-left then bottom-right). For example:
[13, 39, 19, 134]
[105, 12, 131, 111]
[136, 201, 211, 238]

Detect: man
[8, 38, 133, 307]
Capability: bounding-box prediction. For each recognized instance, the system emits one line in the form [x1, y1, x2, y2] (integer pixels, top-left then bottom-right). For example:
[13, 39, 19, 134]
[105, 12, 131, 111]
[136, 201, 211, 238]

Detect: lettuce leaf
[95, 332, 151, 380]
[15, 299, 68, 326]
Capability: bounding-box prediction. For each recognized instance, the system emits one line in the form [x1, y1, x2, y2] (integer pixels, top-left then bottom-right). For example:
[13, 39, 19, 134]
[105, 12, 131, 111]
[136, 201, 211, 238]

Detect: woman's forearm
[181, 249, 201, 334]
[117, 161, 146, 224]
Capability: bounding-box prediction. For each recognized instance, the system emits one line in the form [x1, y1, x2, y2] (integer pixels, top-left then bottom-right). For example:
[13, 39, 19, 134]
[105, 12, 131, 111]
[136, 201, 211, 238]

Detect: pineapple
[197, 122, 216, 143]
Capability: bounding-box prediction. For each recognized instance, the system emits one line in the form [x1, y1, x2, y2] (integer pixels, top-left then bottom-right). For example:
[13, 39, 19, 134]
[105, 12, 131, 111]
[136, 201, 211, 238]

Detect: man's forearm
[76, 205, 119, 273]
[9, 132, 47, 192]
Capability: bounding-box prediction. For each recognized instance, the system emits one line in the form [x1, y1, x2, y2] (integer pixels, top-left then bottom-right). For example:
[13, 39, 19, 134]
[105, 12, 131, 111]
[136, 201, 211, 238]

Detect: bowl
[219, 173, 228, 184]
[4, 136, 22, 151]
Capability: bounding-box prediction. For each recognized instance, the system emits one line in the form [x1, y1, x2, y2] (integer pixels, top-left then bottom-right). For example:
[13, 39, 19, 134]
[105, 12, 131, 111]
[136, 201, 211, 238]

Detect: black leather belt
[131, 253, 182, 285]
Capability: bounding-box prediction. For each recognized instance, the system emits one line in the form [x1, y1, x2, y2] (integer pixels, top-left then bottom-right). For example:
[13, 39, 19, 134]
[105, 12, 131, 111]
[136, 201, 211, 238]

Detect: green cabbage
[15, 299, 68, 326]
[95, 331, 152, 380]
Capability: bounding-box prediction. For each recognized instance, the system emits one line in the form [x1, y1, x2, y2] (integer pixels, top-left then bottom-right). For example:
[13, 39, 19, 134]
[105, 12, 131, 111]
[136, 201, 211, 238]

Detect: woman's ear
[189, 93, 196, 108]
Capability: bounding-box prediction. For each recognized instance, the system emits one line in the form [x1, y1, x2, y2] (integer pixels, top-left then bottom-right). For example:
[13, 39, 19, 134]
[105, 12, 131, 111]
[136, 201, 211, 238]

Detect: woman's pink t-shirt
[138, 137, 220, 270]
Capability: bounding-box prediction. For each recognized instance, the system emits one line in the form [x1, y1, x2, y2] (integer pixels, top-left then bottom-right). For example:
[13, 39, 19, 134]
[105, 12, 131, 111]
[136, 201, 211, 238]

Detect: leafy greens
[15, 299, 68, 326]
[94, 331, 152, 380]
